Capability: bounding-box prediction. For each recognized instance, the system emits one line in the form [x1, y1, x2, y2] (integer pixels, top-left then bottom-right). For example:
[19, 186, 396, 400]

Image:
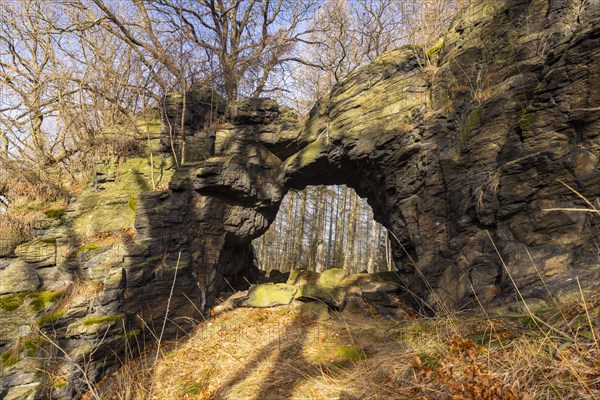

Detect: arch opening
[253, 184, 393, 276]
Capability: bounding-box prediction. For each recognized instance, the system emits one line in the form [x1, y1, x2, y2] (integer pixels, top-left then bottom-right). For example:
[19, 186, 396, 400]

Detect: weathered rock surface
[0, 259, 41, 295]
[14, 238, 56, 266]
[215, 270, 411, 318]
[243, 283, 298, 308]
[1, 0, 599, 398]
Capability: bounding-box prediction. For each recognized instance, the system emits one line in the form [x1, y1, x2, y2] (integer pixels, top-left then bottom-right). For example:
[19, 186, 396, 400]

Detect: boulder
[3, 382, 40, 400]
[0, 237, 21, 258]
[318, 268, 348, 287]
[298, 284, 347, 309]
[343, 295, 371, 316]
[212, 290, 249, 314]
[0, 259, 41, 294]
[362, 291, 401, 308]
[243, 283, 298, 308]
[266, 269, 289, 283]
[15, 238, 56, 266]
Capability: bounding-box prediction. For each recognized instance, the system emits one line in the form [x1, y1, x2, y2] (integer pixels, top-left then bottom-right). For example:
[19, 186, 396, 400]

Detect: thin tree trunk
[366, 219, 378, 273]
[179, 89, 187, 164]
[385, 234, 393, 271]
[313, 187, 326, 272]
[343, 194, 358, 271]
[295, 190, 308, 269]
[326, 187, 335, 268]
[280, 194, 295, 272]
[335, 186, 348, 268]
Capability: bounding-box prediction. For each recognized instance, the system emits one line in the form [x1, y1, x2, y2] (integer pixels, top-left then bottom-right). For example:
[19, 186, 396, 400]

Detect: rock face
[0, 0, 599, 398]
[171, 0, 600, 312]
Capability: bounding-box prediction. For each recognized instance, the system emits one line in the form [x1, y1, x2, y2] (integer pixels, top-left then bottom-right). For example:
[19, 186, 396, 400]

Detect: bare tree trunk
[312, 187, 326, 272]
[385, 234, 394, 271]
[179, 91, 187, 164]
[326, 187, 335, 268]
[295, 190, 308, 269]
[335, 186, 349, 268]
[280, 194, 295, 272]
[366, 219, 378, 273]
[343, 194, 359, 271]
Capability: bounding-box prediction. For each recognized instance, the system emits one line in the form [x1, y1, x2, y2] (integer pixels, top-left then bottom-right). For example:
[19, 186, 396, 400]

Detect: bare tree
[91, 0, 317, 102]
[0, 0, 166, 208]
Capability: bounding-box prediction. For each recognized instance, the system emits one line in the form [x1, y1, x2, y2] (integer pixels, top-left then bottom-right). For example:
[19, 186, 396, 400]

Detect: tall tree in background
[254, 185, 391, 274]
[85, 0, 316, 164]
[281, 0, 465, 111]
[89, 0, 317, 102]
[0, 0, 157, 181]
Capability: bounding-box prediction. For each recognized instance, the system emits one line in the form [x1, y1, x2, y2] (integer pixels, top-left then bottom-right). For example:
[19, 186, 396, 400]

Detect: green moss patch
[30, 290, 65, 312]
[460, 107, 482, 150]
[1, 349, 21, 368]
[336, 345, 368, 362]
[518, 113, 533, 134]
[244, 283, 298, 308]
[44, 208, 66, 219]
[79, 243, 100, 252]
[53, 380, 68, 389]
[318, 268, 348, 286]
[0, 290, 64, 312]
[124, 328, 141, 339]
[127, 196, 137, 212]
[22, 336, 47, 357]
[427, 40, 444, 58]
[38, 309, 66, 327]
[0, 293, 28, 311]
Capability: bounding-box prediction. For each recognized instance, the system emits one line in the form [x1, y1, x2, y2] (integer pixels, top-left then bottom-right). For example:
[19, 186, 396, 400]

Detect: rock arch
[1, 1, 599, 397]
[135, 0, 600, 323]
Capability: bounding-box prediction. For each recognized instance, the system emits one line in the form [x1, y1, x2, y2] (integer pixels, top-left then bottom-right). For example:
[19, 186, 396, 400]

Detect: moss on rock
[518, 113, 533, 134]
[38, 309, 66, 327]
[427, 39, 444, 58]
[243, 283, 298, 308]
[460, 107, 482, 151]
[298, 302, 329, 320]
[318, 268, 348, 287]
[1, 349, 20, 368]
[44, 208, 66, 219]
[298, 284, 347, 309]
[29, 290, 65, 312]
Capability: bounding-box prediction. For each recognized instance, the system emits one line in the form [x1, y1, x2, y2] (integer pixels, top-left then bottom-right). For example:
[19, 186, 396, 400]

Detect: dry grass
[0, 159, 69, 248]
[0, 209, 38, 245]
[0, 161, 66, 206]
[94, 292, 600, 400]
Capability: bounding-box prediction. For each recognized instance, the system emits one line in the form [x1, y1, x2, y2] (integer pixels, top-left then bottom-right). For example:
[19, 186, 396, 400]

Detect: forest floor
[94, 293, 600, 400]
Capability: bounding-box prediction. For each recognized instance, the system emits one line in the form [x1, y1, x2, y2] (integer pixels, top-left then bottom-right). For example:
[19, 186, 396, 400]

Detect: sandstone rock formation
[0, 0, 599, 398]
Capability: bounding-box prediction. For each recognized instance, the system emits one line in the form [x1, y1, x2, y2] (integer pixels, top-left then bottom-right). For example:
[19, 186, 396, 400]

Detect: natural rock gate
[143, 0, 600, 319]
[1, 0, 599, 398]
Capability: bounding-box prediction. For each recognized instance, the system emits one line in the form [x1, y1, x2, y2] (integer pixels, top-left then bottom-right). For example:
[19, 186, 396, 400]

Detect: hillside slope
[96, 290, 600, 399]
